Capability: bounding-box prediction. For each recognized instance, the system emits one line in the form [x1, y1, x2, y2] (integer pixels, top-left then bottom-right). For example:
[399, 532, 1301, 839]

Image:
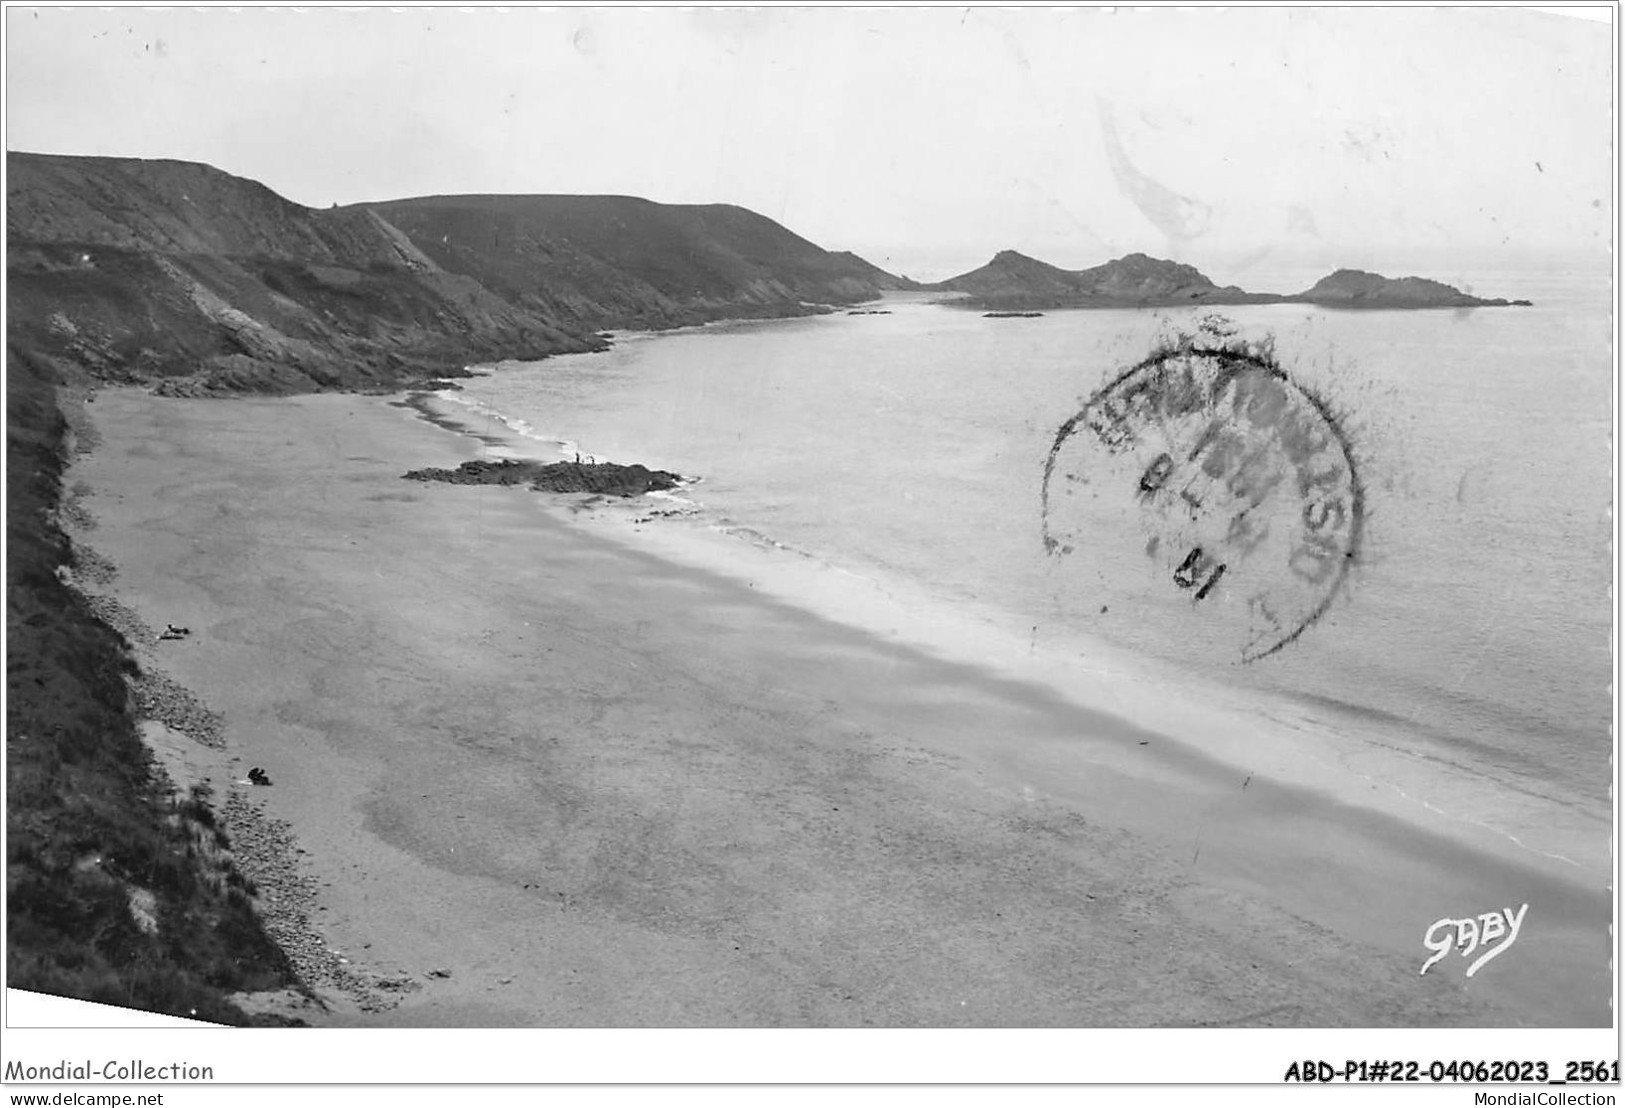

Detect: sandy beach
[65, 386, 1610, 1027]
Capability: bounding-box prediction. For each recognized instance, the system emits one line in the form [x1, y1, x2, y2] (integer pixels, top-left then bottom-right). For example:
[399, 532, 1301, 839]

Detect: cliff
[7, 152, 902, 396]
[361, 195, 911, 334]
[931, 250, 1529, 310]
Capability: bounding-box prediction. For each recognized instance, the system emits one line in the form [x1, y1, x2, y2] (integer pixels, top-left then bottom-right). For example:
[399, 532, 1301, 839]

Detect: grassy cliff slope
[9, 153, 901, 395]
[363, 194, 910, 332]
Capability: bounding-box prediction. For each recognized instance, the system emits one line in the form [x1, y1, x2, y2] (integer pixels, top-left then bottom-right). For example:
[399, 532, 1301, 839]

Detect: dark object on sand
[983, 311, 1045, 318]
[402, 457, 683, 498]
[248, 767, 273, 786]
[160, 623, 191, 641]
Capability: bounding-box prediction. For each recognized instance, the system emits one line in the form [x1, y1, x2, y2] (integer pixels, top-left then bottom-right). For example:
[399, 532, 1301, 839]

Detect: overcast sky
[6, 6, 1612, 283]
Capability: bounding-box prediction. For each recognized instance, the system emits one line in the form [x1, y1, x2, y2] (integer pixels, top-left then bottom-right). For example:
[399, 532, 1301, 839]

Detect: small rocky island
[403, 458, 683, 498]
[1296, 268, 1533, 308]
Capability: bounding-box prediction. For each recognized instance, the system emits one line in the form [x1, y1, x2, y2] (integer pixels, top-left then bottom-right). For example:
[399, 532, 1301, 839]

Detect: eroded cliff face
[7, 153, 901, 395]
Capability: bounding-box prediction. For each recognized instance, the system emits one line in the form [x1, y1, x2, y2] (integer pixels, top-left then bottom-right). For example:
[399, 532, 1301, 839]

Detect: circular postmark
[1042, 328, 1364, 662]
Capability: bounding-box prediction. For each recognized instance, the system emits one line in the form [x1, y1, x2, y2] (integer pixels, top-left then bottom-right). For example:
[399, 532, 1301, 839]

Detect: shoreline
[407, 385, 1611, 883]
[421, 296, 1612, 840]
[67, 385, 1611, 1026]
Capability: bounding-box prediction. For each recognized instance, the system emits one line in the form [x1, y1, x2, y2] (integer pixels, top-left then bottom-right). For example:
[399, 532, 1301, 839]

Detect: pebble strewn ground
[130, 666, 227, 750]
[72, 564, 227, 750]
[57, 496, 97, 532]
[61, 386, 104, 457]
[75, 557, 229, 751]
[71, 543, 119, 588]
[131, 669, 226, 750]
[223, 790, 411, 1013]
[80, 592, 155, 648]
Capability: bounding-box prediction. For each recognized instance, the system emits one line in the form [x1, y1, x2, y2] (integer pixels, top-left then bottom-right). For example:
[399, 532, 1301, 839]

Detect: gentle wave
[435, 388, 602, 467]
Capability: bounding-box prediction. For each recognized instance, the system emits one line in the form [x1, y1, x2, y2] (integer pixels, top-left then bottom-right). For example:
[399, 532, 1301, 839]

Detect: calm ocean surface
[440, 274, 1613, 810]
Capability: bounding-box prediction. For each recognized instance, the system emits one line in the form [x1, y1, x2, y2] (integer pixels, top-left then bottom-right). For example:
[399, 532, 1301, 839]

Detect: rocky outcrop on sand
[402, 457, 683, 498]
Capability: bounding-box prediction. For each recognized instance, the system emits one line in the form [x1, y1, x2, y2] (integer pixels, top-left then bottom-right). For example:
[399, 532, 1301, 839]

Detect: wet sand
[67, 387, 1611, 1026]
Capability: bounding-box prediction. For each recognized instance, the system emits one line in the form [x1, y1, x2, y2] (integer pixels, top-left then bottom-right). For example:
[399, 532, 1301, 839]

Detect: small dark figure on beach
[248, 767, 273, 786]
[160, 623, 191, 641]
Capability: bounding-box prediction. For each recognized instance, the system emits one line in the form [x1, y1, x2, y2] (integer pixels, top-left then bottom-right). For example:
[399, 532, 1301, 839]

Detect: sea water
[436, 274, 1612, 818]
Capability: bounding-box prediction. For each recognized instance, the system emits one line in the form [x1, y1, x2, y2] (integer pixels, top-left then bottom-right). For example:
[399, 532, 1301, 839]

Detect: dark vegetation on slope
[8, 154, 594, 397]
[9, 153, 902, 397]
[360, 194, 914, 333]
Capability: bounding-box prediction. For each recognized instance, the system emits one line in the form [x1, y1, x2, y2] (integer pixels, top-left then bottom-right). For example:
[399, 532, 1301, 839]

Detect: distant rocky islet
[927, 250, 1532, 312]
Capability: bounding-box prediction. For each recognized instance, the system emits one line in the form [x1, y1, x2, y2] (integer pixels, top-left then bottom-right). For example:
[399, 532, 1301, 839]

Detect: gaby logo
[1420, 903, 1528, 978]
